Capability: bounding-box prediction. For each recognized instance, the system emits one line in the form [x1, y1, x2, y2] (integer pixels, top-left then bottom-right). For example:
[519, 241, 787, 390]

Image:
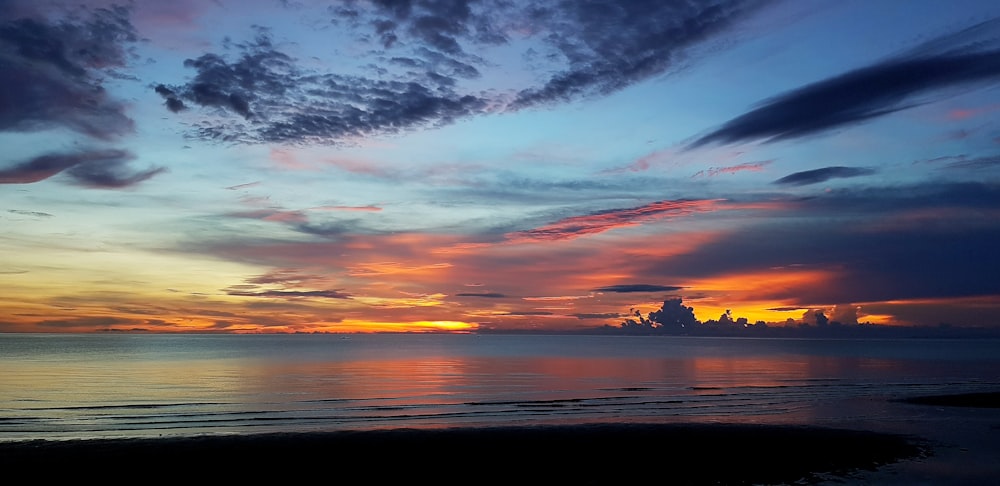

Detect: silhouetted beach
[0, 423, 925, 485]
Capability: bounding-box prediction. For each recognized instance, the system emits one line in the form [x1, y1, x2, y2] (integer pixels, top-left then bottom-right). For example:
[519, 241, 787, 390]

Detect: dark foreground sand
[0, 423, 925, 485]
[898, 391, 1000, 408]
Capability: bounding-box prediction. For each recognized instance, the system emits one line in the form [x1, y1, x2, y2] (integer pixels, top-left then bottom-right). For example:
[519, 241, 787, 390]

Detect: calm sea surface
[1, 333, 997, 442]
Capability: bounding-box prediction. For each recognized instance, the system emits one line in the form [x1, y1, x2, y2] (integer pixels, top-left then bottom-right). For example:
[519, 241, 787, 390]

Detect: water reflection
[3, 334, 999, 440]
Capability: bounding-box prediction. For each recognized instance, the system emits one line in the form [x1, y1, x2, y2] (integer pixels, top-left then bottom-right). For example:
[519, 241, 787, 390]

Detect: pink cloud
[270, 149, 314, 171]
[324, 157, 390, 177]
[505, 199, 724, 242]
[229, 209, 308, 224]
[601, 149, 674, 174]
[946, 104, 1000, 120]
[692, 160, 773, 178]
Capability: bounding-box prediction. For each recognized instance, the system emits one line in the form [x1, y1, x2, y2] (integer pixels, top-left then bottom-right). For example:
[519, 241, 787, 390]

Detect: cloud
[0, 5, 137, 140]
[309, 205, 383, 212]
[228, 209, 309, 224]
[226, 289, 352, 300]
[508, 0, 769, 109]
[7, 210, 53, 217]
[773, 166, 875, 186]
[689, 18, 1000, 148]
[506, 199, 723, 242]
[647, 182, 1000, 304]
[0, 149, 164, 188]
[159, 0, 769, 145]
[920, 154, 1000, 171]
[157, 29, 488, 144]
[64, 154, 166, 189]
[573, 313, 622, 320]
[502, 311, 554, 316]
[692, 160, 773, 178]
[225, 181, 262, 190]
[455, 292, 508, 298]
[36, 316, 136, 329]
[594, 284, 683, 293]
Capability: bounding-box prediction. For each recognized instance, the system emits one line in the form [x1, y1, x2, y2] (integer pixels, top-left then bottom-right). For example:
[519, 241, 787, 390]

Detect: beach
[3, 335, 998, 484]
[5, 391, 1000, 484]
[0, 422, 926, 485]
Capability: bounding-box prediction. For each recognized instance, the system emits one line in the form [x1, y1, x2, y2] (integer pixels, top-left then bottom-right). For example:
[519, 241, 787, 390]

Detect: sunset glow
[2, 0, 999, 333]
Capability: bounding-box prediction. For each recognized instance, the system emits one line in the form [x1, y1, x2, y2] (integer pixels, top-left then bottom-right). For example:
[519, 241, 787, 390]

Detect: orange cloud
[679, 268, 840, 324]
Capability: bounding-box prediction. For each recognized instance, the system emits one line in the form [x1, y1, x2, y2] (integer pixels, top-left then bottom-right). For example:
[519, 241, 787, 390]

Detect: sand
[0, 422, 926, 485]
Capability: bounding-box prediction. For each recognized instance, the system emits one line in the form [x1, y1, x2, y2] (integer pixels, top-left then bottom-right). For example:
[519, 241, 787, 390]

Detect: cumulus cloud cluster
[155, 0, 768, 144]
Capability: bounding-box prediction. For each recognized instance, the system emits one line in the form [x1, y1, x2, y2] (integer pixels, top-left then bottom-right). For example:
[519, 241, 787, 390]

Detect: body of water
[2, 333, 997, 439]
[2, 333, 999, 482]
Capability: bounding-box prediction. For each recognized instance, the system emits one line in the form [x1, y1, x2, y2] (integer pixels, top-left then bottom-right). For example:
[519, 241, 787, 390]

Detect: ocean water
[2, 333, 998, 444]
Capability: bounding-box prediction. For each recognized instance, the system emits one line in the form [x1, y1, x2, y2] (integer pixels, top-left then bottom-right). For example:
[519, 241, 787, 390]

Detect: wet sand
[0, 423, 925, 485]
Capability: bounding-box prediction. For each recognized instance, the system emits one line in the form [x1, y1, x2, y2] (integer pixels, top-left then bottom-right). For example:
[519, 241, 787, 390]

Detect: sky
[2, 0, 1000, 334]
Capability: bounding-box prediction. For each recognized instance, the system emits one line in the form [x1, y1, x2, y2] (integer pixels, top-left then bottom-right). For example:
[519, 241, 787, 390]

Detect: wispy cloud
[226, 289, 352, 300]
[225, 181, 262, 190]
[594, 284, 683, 293]
[7, 210, 53, 218]
[919, 154, 1000, 171]
[454, 292, 508, 298]
[309, 205, 383, 212]
[689, 18, 1000, 148]
[773, 166, 875, 186]
[693, 160, 773, 178]
[506, 199, 723, 242]
[508, 0, 768, 109]
[0, 150, 164, 188]
[227, 209, 309, 224]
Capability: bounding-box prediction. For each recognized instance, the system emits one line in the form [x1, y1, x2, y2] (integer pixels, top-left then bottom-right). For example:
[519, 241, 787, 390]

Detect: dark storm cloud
[594, 284, 683, 293]
[689, 19, 1000, 148]
[160, 0, 770, 144]
[649, 182, 1000, 304]
[773, 166, 876, 186]
[0, 5, 137, 140]
[0, 150, 164, 188]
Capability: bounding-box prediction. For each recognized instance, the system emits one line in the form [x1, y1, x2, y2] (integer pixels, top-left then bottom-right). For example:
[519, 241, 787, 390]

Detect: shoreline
[0, 422, 926, 484]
